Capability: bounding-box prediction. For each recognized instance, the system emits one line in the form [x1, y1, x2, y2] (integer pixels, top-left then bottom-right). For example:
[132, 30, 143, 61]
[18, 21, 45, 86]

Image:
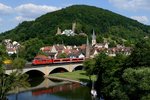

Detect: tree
[58, 53, 67, 58]
[95, 54, 127, 99]
[12, 57, 26, 71]
[0, 44, 29, 100]
[11, 72, 29, 100]
[125, 39, 150, 68]
[122, 67, 150, 100]
[83, 58, 96, 81]
[23, 38, 44, 61]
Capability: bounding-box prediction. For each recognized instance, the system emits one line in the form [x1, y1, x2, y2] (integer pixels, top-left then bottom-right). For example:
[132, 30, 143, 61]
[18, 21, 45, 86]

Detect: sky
[0, 0, 150, 33]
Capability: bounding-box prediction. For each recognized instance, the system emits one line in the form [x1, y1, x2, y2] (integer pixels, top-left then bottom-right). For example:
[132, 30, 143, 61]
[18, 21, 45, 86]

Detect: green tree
[125, 39, 150, 68]
[23, 38, 44, 61]
[83, 58, 96, 81]
[90, 53, 127, 99]
[122, 67, 150, 100]
[0, 45, 29, 100]
[12, 57, 26, 71]
[58, 53, 67, 58]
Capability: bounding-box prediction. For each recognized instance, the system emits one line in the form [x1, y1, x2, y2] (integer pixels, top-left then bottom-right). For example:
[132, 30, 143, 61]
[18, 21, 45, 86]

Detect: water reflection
[32, 82, 80, 96]
[7, 78, 94, 100]
[28, 77, 44, 87]
[28, 77, 63, 87]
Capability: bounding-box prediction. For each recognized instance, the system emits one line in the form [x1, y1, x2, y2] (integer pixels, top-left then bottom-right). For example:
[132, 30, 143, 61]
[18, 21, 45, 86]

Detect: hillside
[0, 5, 150, 46]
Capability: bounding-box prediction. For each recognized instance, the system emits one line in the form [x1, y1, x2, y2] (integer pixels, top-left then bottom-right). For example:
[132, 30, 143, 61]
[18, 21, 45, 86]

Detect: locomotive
[32, 55, 85, 65]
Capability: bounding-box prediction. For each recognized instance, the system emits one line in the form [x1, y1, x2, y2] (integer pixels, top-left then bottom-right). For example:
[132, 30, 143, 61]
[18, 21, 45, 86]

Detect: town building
[41, 29, 132, 59]
[40, 44, 86, 59]
[3, 39, 20, 55]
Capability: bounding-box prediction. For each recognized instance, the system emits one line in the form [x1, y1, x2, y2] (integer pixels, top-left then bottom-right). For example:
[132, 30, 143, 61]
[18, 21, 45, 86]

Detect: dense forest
[0, 5, 150, 46]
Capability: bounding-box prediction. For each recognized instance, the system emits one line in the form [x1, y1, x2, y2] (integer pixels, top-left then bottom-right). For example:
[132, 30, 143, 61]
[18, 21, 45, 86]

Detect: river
[7, 77, 98, 100]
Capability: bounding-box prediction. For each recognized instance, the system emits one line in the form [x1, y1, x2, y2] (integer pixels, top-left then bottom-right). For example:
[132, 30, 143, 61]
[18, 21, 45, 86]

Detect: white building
[62, 29, 76, 36]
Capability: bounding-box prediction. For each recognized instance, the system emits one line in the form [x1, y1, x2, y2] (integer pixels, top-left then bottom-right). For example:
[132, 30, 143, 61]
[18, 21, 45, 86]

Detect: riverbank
[46, 70, 96, 84]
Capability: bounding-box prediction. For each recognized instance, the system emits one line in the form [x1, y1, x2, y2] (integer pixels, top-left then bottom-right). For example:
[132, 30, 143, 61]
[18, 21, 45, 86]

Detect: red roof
[42, 46, 52, 51]
[35, 55, 48, 59]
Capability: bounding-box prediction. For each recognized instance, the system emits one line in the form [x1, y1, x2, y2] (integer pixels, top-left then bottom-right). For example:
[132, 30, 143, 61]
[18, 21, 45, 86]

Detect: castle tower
[56, 27, 61, 35]
[86, 36, 90, 58]
[72, 22, 76, 32]
[92, 30, 96, 46]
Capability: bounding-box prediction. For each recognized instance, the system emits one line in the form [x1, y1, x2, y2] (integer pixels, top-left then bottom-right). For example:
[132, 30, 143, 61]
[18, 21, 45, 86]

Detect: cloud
[15, 16, 34, 23]
[108, 0, 150, 11]
[15, 3, 60, 18]
[0, 3, 12, 15]
[0, 3, 61, 32]
[131, 16, 149, 24]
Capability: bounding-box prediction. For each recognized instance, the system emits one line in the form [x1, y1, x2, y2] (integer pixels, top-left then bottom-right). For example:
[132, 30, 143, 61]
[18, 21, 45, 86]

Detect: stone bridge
[5, 63, 83, 76]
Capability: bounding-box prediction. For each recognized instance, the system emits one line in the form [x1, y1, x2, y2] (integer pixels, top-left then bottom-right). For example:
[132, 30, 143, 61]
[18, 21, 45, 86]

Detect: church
[86, 30, 109, 58]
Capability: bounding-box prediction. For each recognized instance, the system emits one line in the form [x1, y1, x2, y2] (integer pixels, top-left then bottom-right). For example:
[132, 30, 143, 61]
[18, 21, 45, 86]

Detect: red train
[32, 55, 85, 65]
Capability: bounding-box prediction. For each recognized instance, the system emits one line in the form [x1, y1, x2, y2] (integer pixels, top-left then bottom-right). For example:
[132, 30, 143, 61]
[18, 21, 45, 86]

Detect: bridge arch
[24, 70, 45, 78]
[49, 67, 69, 74]
[72, 65, 84, 71]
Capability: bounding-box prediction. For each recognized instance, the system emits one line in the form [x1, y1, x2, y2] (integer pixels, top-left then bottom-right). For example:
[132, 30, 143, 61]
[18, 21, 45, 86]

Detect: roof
[41, 46, 52, 51]
[34, 55, 48, 59]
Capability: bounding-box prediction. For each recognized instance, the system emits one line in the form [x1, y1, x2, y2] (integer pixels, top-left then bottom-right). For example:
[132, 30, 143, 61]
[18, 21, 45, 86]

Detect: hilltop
[0, 5, 150, 46]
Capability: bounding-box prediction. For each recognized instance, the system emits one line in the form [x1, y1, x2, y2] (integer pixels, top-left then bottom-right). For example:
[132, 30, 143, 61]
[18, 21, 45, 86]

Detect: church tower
[92, 30, 96, 46]
[72, 22, 76, 32]
[86, 36, 90, 58]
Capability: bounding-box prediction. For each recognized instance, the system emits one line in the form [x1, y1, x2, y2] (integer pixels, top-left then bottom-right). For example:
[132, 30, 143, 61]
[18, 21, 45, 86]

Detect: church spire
[92, 30, 96, 46]
[86, 36, 90, 58]
[87, 36, 89, 46]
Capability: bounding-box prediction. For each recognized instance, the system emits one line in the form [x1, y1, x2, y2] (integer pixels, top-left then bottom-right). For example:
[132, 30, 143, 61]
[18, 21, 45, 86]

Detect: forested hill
[0, 5, 150, 46]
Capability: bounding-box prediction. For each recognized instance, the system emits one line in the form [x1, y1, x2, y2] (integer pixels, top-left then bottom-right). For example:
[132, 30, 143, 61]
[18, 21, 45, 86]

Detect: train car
[71, 58, 84, 63]
[32, 55, 53, 65]
[53, 58, 71, 64]
[53, 58, 84, 64]
[32, 55, 85, 65]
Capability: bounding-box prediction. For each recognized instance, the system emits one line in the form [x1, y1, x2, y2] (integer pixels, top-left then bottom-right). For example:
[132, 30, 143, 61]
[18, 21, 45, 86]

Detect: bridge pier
[44, 66, 50, 77]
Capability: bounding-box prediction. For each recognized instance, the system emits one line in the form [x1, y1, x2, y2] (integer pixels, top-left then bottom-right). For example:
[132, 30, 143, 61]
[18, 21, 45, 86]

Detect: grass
[50, 70, 96, 82]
